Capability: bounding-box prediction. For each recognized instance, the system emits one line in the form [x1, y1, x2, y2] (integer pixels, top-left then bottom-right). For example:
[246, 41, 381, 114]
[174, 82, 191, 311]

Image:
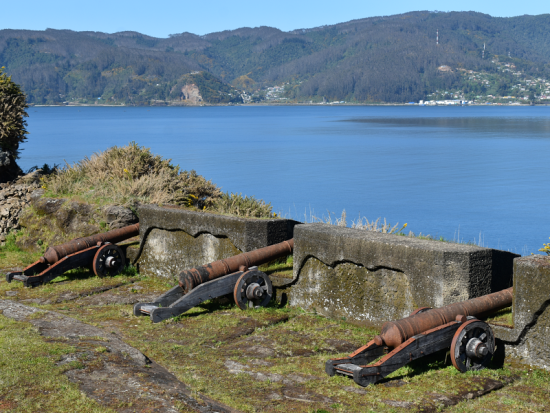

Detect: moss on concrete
[292, 257, 415, 326]
[137, 229, 242, 281]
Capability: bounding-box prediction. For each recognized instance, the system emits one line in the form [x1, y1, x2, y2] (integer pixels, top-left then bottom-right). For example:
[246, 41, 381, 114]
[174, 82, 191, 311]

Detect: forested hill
[1, 11, 550, 104]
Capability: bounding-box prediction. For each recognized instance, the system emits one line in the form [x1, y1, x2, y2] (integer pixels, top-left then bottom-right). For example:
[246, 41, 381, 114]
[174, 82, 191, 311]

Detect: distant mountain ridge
[1, 11, 549, 104]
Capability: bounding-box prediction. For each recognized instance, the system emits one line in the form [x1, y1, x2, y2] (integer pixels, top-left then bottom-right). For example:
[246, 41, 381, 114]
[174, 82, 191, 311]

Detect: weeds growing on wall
[313, 209, 488, 247]
[42, 142, 273, 218]
[314, 210, 407, 234]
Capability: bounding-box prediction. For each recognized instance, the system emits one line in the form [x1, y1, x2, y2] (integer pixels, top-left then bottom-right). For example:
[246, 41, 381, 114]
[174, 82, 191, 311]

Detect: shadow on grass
[49, 265, 139, 284]
[377, 349, 452, 384]
[377, 343, 506, 385]
[170, 293, 290, 322]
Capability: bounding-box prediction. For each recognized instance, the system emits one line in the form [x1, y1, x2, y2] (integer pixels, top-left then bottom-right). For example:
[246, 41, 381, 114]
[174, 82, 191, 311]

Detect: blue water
[19, 105, 550, 255]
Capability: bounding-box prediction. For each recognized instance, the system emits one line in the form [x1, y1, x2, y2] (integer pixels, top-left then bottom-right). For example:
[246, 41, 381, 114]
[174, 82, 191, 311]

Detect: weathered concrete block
[135, 205, 298, 280]
[289, 224, 518, 325]
[492, 255, 550, 370]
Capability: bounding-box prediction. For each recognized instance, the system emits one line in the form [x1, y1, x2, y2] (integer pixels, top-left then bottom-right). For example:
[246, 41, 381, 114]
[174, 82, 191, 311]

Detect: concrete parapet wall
[492, 255, 550, 370]
[135, 205, 298, 280]
[289, 224, 518, 325]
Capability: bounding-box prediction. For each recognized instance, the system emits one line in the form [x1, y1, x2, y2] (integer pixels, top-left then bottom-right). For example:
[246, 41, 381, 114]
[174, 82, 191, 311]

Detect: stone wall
[0, 181, 40, 242]
[492, 255, 550, 370]
[135, 204, 298, 281]
[288, 223, 518, 326]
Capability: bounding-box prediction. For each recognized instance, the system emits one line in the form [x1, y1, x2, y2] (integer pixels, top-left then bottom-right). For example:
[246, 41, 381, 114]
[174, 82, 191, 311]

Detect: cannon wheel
[450, 319, 495, 373]
[233, 270, 273, 310]
[93, 244, 125, 278]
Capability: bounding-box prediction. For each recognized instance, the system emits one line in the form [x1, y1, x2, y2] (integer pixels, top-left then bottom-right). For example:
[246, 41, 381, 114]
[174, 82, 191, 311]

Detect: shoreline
[30, 102, 548, 108]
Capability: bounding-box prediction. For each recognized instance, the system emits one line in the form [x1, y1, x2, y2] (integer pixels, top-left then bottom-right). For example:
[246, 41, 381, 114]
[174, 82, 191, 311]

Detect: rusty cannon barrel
[374, 287, 513, 348]
[178, 239, 293, 293]
[40, 223, 140, 265]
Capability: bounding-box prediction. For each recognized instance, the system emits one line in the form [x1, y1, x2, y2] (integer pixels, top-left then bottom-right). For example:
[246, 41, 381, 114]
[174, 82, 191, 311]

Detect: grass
[2, 239, 550, 412]
[0, 232, 42, 269]
[0, 265, 148, 306]
[45, 143, 221, 208]
[310, 210, 407, 235]
[259, 255, 294, 278]
[212, 192, 274, 219]
[42, 142, 273, 218]
[59, 298, 550, 413]
[314, 209, 490, 247]
[486, 307, 514, 327]
[0, 315, 113, 413]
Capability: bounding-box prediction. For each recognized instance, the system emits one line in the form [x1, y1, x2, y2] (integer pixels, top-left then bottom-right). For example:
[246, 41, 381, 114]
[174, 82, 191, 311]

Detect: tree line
[1, 11, 549, 104]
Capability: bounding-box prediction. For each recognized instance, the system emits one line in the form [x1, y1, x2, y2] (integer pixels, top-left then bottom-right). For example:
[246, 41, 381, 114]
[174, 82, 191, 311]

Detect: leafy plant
[0, 66, 28, 158]
[539, 238, 550, 255]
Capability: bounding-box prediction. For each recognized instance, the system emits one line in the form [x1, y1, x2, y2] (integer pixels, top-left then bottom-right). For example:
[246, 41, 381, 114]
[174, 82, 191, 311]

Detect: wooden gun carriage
[6, 223, 139, 287]
[134, 239, 293, 322]
[326, 287, 513, 386]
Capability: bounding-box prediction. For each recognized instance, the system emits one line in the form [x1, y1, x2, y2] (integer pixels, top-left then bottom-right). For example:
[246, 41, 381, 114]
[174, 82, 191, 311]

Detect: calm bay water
[19, 105, 550, 255]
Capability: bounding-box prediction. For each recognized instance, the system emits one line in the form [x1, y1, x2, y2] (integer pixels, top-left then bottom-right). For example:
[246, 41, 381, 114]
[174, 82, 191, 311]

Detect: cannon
[134, 239, 293, 323]
[326, 287, 513, 387]
[6, 223, 140, 287]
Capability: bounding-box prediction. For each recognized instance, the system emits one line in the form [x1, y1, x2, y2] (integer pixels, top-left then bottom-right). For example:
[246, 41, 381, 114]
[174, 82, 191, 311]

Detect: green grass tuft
[42, 142, 273, 218]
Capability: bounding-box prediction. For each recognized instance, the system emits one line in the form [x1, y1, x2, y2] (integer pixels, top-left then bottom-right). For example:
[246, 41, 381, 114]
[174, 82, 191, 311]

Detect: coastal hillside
[1, 11, 549, 104]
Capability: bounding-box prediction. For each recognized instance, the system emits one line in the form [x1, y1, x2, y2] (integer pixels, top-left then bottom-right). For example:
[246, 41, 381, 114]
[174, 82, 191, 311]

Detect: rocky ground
[0, 266, 549, 413]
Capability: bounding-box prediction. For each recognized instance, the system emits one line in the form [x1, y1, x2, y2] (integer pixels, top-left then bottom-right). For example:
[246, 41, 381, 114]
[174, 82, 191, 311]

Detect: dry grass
[315, 210, 484, 245]
[44, 142, 221, 208]
[212, 192, 273, 218]
[43, 142, 273, 217]
[314, 210, 407, 234]
[351, 215, 407, 234]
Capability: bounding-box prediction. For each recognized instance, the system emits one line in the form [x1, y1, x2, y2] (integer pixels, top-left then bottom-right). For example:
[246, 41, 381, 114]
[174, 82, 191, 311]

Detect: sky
[2, 0, 548, 38]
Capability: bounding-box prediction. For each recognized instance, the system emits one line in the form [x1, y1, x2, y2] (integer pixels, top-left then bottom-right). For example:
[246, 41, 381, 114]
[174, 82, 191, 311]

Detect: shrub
[44, 142, 221, 208]
[44, 142, 273, 218]
[0, 67, 28, 158]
